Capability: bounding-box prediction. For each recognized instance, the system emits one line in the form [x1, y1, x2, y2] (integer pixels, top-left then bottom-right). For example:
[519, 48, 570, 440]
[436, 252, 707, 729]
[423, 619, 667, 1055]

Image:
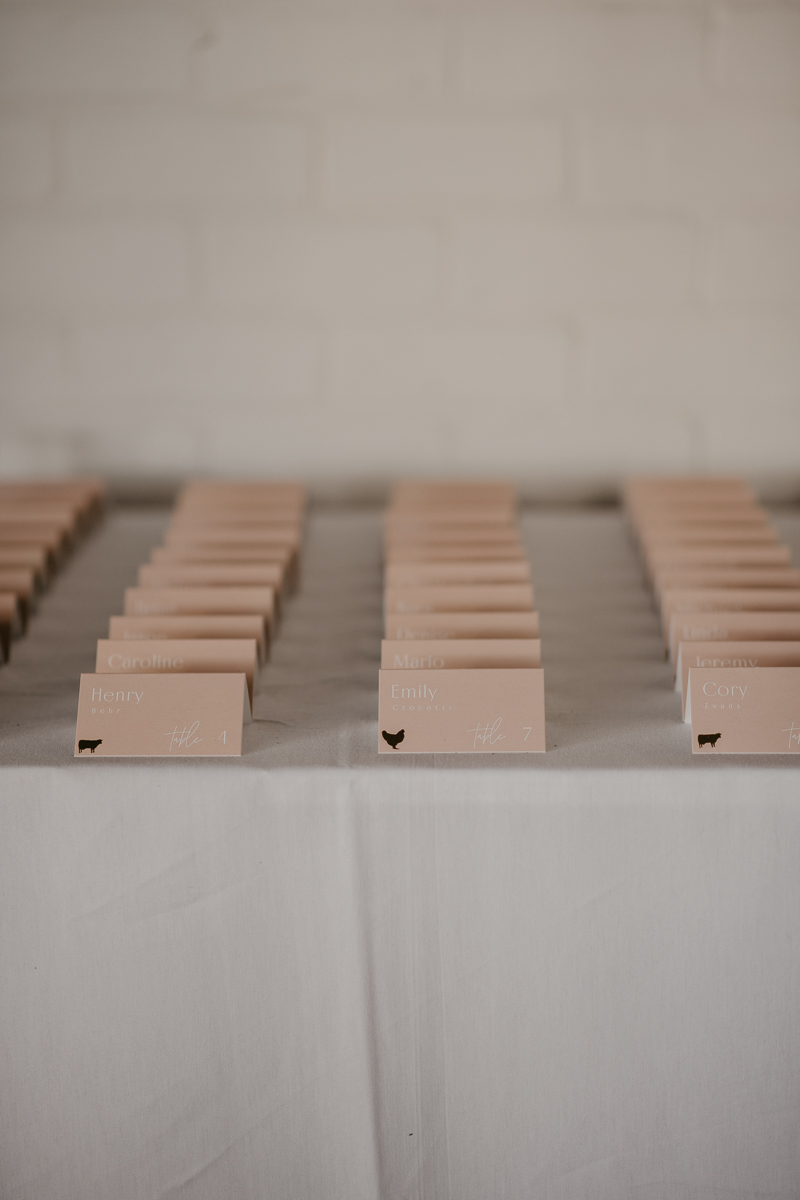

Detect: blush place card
[96, 639, 257, 706]
[687, 667, 800, 754]
[124, 586, 275, 628]
[108, 614, 269, 663]
[149, 544, 298, 590]
[385, 526, 521, 547]
[74, 672, 250, 757]
[384, 611, 539, 640]
[150, 544, 293, 566]
[0, 546, 49, 588]
[646, 545, 792, 574]
[678, 641, 800, 720]
[0, 568, 36, 631]
[378, 668, 545, 753]
[385, 561, 531, 586]
[164, 525, 299, 549]
[384, 583, 535, 614]
[0, 592, 18, 661]
[653, 566, 800, 597]
[641, 525, 778, 546]
[382, 638, 541, 669]
[387, 544, 528, 562]
[138, 562, 285, 594]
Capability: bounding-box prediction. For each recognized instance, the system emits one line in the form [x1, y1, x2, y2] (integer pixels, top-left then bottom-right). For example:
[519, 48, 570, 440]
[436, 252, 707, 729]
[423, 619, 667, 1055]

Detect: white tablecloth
[2, 509, 799, 1200]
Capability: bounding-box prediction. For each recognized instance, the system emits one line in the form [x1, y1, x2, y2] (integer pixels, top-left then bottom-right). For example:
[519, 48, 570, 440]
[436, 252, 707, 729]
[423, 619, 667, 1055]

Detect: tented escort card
[378, 669, 545, 754]
[687, 668, 800, 754]
[74, 673, 250, 757]
[108, 615, 269, 663]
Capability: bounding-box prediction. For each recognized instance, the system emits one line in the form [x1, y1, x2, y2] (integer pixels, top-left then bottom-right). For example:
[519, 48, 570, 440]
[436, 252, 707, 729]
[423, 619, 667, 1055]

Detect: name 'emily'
[391, 683, 437, 700]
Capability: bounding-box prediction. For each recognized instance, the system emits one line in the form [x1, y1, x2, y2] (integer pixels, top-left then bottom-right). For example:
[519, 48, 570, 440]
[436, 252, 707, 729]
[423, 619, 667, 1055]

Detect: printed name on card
[74, 672, 250, 757]
[378, 668, 544, 753]
[687, 667, 800, 754]
[381, 638, 541, 669]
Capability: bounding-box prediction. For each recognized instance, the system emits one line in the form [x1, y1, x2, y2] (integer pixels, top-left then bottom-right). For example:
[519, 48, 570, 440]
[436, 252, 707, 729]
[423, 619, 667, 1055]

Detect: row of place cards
[75, 480, 306, 757]
[378, 480, 545, 753]
[0, 477, 105, 662]
[625, 475, 800, 754]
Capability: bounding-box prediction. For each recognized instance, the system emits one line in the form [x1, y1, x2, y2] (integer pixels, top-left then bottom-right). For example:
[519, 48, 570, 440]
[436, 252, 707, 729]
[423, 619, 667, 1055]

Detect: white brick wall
[0, 0, 798, 489]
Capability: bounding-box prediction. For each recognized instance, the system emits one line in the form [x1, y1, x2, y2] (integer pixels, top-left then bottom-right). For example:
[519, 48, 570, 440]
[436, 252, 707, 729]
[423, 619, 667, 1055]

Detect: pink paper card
[138, 563, 285, 602]
[0, 546, 48, 589]
[688, 667, 800, 753]
[74, 672, 250, 757]
[669, 611, 800, 671]
[679, 641, 800, 720]
[109, 614, 268, 663]
[662, 588, 800, 645]
[384, 583, 534, 614]
[178, 480, 306, 503]
[167, 520, 302, 544]
[164, 527, 299, 549]
[390, 481, 516, 507]
[647, 545, 791, 573]
[641, 525, 778, 546]
[0, 588, 22, 630]
[96, 639, 257, 705]
[381, 638, 541, 669]
[149, 543, 298, 590]
[0, 592, 17, 661]
[384, 611, 539, 640]
[0, 568, 36, 629]
[634, 509, 769, 527]
[385, 560, 530, 586]
[654, 566, 800, 597]
[385, 505, 515, 524]
[378, 668, 544, 753]
[386, 544, 527, 562]
[0, 525, 64, 559]
[124, 586, 275, 627]
[624, 475, 754, 497]
[385, 526, 520, 546]
[631, 503, 766, 525]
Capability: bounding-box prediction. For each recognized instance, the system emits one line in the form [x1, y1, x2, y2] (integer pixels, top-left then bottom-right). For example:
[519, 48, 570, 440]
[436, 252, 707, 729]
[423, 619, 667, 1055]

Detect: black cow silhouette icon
[78, 738, 103, 754]
[382, 729, 405, 750]
[697, 732, 721, 749]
